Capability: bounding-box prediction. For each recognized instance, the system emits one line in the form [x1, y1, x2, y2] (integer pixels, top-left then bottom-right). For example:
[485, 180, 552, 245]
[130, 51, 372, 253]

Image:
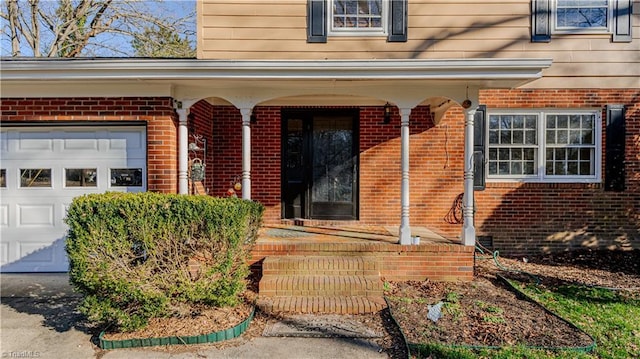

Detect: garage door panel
[0, 242, 8, 265]
[17, 132, 55, 151]
[0, 204, 8, 226]
[17, 204, 55, 227]
[62, 137, 99, 151]
[108, 130, 145, 152]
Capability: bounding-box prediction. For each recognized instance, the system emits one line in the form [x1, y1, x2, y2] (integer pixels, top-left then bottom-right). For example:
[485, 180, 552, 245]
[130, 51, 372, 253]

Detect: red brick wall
[476, 89, 640, 255]
[0, 97, 178, 193]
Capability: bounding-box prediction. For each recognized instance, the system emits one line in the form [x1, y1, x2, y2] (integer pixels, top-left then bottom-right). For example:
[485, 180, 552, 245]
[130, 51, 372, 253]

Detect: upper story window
[531, 0, 631, 43]
[486, 110, 601, 183]
[554, 0, 611, 33]
[329, 0, 387, 36]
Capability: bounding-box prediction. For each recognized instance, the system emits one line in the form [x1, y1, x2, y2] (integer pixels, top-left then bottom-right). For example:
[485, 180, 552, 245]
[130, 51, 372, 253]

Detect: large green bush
[65, 192, 264, 332]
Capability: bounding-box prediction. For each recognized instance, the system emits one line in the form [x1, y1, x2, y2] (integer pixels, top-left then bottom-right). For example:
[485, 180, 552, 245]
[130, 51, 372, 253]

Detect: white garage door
[0, 125, 147, 272]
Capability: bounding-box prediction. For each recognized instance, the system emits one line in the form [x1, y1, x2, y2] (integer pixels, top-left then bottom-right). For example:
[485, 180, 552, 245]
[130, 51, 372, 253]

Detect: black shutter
[473, 105, 486, 191]
[605, 105, 626, 192]
[387, 0, 408, 42]
[613, 0, 632, 43]
[307, 0, 327, 43]
[531, 0, 551, 42]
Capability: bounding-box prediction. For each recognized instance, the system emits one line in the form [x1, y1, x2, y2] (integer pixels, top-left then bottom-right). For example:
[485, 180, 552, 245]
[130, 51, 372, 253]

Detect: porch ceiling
[1, 58, 551, 109]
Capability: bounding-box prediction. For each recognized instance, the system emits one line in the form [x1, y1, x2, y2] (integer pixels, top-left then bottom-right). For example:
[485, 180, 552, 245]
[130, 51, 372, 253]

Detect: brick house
[1, 0, 638, 274]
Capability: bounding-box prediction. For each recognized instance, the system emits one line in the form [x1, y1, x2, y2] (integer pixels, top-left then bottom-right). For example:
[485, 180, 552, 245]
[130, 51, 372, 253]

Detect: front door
[282, 109, 359, 220]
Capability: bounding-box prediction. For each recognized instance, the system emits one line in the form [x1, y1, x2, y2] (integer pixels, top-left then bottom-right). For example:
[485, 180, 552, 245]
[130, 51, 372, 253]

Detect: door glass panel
[65, 168, 97, 187]
[286, 119, 304, 183]
[311, 116, 353, 203]
[20, 168, 52, 187]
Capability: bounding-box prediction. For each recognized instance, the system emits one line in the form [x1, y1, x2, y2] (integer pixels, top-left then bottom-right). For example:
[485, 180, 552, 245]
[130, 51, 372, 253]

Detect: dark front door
[282, 109, 359, 220]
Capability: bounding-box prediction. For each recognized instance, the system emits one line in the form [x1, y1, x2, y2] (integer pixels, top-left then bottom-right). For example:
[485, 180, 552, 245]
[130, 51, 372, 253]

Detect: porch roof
[1, 58, 551, 109]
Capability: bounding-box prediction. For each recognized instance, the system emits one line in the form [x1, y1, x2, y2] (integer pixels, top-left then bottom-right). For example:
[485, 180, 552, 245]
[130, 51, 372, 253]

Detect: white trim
[486, 108, 602, 184]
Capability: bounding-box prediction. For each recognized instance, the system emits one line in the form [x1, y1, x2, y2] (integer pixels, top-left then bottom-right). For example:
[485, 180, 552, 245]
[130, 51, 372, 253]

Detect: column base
[399, 225, 412, 245]
[461, 224, 476, 247]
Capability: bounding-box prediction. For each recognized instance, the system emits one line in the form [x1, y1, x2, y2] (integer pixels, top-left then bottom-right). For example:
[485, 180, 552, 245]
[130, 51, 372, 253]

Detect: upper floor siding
[198, 0, 639, 88]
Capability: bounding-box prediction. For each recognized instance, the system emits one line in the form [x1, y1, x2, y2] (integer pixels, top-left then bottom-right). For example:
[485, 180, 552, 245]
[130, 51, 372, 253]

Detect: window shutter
[387, 0, 408, 42]
[613, 0, 632, 43]
[605, 105, 626, 192]
[307, 0, 327, 43]
[473, 105, 486, 191]
[531, 0, 551, 42]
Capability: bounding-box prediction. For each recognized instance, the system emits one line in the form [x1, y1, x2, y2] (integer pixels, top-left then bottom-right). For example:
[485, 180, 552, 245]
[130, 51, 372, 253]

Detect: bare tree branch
[2, 0, 195, 58]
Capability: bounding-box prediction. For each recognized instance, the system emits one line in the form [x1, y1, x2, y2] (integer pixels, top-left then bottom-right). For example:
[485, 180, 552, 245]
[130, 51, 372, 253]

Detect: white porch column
[175, 106, 190, 195]
[399, 107, 412, 245]
[240, 107, 253, 200]
[461, 108, 477, 246]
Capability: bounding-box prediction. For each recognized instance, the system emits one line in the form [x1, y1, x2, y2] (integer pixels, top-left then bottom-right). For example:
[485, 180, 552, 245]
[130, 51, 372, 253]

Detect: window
[0, 169, 6, 188]
[487, 110, 601, 183]
[329, 0, 387, 35]
[65, 168, 97, 187]
[553, 0, 611, 33]
[531, 0, 631, 42]
[20, 168, 52, 187]
[110, 168, 143, 187]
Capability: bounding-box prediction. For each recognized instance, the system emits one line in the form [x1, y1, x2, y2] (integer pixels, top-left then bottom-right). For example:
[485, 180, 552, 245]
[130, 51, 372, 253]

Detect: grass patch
[411, 282, 639, 359]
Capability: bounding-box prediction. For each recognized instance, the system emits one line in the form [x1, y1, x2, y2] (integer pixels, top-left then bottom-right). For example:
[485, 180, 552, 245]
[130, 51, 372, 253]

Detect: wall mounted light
[383, 102, 392, 124]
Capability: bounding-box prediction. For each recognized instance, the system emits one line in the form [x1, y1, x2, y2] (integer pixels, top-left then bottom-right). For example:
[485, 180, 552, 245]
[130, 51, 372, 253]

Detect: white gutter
[0, 58, 552, 81]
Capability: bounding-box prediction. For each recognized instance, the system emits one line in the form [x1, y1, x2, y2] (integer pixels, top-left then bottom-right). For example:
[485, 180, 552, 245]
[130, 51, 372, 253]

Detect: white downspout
[461, 107, 477, 246]
[399, 107, 412, 245]
[240, 107, 253, 200]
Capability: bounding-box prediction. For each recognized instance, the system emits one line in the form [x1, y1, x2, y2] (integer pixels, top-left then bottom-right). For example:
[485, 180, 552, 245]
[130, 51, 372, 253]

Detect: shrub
[65, 192, 264, 331]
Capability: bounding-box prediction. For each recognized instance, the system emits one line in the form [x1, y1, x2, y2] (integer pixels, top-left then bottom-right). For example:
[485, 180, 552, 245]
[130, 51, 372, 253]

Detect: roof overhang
[0, 58, 552, 109]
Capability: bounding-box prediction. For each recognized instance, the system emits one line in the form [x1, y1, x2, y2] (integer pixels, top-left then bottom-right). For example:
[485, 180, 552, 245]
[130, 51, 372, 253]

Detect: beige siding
[198, 0, 640, 88]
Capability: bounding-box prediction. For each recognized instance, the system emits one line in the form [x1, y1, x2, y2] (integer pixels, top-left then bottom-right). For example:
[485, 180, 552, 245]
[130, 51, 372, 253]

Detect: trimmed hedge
[65, 192, 264, 332]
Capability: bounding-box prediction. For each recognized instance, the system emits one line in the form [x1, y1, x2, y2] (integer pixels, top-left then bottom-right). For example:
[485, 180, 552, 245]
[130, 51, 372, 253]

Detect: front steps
[257, 256, 387, 314]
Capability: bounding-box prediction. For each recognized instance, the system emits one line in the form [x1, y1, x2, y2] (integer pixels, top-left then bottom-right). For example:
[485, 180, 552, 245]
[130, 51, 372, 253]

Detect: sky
[0, 0, 196, 57]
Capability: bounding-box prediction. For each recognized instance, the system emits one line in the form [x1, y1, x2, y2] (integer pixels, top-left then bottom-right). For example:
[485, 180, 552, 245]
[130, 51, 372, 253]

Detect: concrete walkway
[1, 274, 389, 359]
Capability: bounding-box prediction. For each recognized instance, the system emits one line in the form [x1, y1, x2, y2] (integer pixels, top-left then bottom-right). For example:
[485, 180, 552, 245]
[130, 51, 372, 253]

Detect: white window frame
[552, 0, 613, 34]
[486, 109, 602, 184]
[328, 0, 388, 37]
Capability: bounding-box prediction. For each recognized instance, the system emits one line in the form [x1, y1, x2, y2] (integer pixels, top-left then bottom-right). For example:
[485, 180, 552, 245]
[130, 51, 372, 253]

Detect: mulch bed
[386, 249, 639, 351]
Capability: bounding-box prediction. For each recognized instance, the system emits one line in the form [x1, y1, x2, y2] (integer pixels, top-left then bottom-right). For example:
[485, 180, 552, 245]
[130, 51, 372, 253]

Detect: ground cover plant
[65, 192, 264, 332]
[387, 249, 640, 359]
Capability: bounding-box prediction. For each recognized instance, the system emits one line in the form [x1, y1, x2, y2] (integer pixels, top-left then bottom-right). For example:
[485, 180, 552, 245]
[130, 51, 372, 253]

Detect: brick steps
[257, 296, 387, 315]
[258, 256, 386, 314]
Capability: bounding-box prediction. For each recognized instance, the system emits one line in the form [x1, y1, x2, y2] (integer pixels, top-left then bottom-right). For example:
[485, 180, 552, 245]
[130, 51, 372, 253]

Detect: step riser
[262, 256, 379, 273]
[259, 276, 383, 297]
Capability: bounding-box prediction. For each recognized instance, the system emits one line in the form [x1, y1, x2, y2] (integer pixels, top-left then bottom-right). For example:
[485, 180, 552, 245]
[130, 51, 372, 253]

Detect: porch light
[383, 102, 392, 124]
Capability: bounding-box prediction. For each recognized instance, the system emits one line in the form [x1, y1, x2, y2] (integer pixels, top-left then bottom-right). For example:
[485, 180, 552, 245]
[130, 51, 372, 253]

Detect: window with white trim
[553, 0, 612, 34]
[487, 110, 601, 183]
[329, 0, 387, 36]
